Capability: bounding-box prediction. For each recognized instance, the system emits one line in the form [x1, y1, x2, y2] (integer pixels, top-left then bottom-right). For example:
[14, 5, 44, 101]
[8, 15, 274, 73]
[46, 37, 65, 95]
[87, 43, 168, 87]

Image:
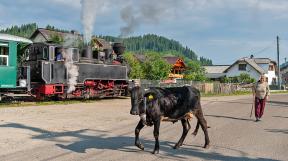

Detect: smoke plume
[120, 0, 178, 37]
[81, 0, 107, 44]
[80, 0, 182, 38]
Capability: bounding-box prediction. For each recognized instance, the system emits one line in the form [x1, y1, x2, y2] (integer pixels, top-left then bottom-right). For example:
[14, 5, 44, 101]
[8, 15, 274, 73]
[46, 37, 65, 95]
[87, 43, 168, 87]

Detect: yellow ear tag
[148, 94, 154, 100]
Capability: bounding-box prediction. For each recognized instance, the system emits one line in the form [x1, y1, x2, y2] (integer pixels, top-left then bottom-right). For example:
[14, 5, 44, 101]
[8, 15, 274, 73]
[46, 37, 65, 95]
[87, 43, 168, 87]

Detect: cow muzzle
[130, 109, 139, 115]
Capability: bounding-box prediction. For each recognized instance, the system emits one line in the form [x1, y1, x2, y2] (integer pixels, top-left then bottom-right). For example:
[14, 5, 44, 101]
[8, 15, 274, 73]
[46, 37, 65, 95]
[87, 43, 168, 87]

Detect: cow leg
[195, 109, 210, 149]
[192, 120, 200, 136]
[174, 119, 191, 149]
[135, 120, 145, 150]
[152, 119, 161, 154]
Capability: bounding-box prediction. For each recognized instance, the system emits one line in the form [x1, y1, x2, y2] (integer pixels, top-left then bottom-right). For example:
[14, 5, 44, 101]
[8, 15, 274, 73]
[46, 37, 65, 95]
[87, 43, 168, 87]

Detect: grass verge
[0, 99, 102, 108]
[202, 90, 288, 97]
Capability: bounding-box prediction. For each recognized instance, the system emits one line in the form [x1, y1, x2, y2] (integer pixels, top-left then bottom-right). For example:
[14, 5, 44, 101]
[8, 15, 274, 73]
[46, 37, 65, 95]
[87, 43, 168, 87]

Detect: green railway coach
[0, 34, 32, 100]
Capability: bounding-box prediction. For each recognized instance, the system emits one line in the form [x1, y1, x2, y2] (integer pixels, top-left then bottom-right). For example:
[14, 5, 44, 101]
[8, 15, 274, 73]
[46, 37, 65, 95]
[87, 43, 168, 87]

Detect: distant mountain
[99, 34, 212, 65]
[0, 23, 212, 65]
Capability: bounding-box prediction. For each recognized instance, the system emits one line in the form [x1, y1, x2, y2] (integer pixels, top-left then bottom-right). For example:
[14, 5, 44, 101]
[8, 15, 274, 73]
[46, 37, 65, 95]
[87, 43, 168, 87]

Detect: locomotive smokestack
[113, 43, 125, 55]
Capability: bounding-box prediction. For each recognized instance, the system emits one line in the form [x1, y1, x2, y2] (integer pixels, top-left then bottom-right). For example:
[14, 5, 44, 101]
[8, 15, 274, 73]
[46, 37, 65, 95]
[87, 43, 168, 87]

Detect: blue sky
[1, 0, 288, 65]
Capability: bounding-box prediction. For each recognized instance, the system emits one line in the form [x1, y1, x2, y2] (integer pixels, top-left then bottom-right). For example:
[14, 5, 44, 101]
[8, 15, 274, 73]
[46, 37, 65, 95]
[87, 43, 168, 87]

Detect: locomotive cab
[24, 43, 80, 84]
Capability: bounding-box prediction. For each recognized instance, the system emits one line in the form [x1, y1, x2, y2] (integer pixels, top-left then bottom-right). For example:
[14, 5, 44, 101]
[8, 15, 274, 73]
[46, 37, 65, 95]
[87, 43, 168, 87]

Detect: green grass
[201, 91, 252, 97]
[0, 99, 99, 108]
[202, 90, 288, 97]
[270, 90, 288, 94]
[0, 96, 131, 108]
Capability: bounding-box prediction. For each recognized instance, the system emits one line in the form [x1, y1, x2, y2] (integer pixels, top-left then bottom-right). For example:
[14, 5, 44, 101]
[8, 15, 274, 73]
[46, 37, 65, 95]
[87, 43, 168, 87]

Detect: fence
[136, 79, 251, 95]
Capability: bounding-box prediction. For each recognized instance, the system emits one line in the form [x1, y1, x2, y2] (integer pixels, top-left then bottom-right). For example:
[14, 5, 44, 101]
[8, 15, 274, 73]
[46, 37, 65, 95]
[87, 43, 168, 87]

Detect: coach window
[0, 45, 9, 66]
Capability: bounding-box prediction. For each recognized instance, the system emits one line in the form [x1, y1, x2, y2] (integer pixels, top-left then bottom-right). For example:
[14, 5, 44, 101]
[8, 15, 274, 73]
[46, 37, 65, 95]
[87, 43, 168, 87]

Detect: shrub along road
[0, 94, 287, 161]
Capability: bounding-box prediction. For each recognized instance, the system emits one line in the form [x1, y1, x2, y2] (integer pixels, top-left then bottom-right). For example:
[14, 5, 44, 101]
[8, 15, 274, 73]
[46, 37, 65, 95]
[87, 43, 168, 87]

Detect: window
[43, 47, 48, 60]
[72, 48, 79, 62]
[49, 46, 55, 60]
[269, 65, 274, 71]
[0, 57, 8, 66]
[238, 64, 246, 71]
[0, 46, 9, 66]
[24, 48, 30, 61]
[36, 47, 43, 60]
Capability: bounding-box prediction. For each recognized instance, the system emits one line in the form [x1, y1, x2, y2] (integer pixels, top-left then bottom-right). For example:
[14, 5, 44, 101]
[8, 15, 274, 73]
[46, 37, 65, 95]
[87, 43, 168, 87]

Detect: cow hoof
[152, 149, 159, 154]
[173, 145, 180, 149]
[192, 132, 198, 136]
[135, 143, 144, 150]
[203, 144, 211, 149]
[173, 144, 182, 149]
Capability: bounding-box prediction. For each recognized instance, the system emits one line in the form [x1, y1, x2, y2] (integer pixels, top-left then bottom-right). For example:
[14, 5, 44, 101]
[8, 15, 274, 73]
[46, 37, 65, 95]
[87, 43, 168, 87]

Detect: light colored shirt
[253, 82, 270, 99]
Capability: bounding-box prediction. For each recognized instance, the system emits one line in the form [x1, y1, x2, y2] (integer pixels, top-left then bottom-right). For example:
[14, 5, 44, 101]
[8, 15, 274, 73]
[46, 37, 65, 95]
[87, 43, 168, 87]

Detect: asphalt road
[0, 94, 287, 161]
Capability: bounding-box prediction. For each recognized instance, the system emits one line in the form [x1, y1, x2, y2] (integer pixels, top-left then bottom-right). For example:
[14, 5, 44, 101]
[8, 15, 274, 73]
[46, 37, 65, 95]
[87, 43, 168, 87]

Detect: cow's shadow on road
[265, 128, 288, 135]
[0, 122, 278, 161]
[205, 114, 254, 122]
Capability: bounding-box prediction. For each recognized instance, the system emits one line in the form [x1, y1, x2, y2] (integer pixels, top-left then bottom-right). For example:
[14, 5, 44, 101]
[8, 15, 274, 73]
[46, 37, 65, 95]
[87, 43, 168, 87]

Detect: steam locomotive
[0, 34, 129, 101]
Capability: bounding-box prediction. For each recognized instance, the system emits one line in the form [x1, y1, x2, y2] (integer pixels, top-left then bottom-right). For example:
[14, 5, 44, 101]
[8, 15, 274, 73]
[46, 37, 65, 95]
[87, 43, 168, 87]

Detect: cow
[130, 86, 210, 154]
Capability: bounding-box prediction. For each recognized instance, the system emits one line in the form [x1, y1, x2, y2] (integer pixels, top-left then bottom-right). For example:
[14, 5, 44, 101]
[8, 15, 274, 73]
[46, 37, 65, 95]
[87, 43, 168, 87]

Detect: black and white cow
[130, 86, 210, 154]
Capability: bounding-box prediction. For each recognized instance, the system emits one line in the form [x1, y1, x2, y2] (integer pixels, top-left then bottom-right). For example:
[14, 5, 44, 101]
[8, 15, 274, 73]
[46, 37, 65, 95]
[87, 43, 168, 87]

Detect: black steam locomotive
[19, 42, 129, 100]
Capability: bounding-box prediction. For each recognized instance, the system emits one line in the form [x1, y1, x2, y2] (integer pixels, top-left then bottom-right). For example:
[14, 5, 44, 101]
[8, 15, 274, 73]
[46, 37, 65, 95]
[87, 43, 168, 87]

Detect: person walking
[252, 75, 270, 122]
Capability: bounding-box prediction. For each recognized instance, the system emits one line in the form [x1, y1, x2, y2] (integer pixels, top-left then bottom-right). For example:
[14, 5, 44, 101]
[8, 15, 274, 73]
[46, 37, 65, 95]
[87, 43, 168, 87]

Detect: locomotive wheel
[1, 96, 14, 103]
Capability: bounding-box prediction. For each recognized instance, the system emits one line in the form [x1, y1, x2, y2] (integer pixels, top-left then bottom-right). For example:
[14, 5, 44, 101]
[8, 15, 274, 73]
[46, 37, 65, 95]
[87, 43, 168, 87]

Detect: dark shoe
[255, 118, 260, 122]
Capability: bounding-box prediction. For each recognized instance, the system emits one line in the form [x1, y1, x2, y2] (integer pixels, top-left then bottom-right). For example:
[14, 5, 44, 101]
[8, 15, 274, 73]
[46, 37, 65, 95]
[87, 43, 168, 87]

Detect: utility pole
[277, 36, 281, 90]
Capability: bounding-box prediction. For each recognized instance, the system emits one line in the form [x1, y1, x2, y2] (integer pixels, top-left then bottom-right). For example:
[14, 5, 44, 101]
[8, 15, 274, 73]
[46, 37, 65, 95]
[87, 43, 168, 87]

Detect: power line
[214, 41, 275, 64]
[252, 46, 273, 57]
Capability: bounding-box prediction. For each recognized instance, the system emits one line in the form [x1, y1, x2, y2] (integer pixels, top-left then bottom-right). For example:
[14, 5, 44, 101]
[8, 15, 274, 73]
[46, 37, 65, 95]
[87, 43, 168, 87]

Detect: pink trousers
[254, 97, 266, 119]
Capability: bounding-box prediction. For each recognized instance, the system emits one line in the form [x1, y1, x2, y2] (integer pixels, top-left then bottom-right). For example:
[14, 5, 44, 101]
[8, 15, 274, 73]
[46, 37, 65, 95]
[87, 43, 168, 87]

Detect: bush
[221, 73, 256, 84]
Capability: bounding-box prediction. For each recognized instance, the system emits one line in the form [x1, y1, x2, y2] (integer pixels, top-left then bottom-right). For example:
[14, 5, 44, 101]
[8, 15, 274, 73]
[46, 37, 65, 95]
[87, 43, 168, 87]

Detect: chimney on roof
[250, 55, 254, 59]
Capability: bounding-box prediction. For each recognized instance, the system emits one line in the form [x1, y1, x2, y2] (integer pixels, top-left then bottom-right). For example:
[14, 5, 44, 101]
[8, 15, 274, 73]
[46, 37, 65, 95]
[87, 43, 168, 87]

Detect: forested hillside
[0, 23, 212, 65]
[100, 35, 212, 65]
[0, 23, 38, 38]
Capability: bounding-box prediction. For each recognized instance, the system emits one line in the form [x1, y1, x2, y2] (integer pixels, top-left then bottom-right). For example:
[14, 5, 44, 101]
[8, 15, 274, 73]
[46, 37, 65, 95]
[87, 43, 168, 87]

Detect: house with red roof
[162, 56, 186, 79]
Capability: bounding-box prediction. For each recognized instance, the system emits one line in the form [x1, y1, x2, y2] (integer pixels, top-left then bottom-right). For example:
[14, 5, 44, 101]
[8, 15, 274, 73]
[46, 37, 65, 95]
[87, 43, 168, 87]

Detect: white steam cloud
[62, 49, 79, 93]
[61, 35, 80, 94]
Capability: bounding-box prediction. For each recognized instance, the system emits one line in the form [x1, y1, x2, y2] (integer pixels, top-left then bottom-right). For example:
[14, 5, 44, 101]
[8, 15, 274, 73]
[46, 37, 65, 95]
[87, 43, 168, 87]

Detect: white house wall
[258, 63, 277, 84]
[226, 63, 276, 85]
[266, 71, 276, 85]
[226, 64, 261, 81]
